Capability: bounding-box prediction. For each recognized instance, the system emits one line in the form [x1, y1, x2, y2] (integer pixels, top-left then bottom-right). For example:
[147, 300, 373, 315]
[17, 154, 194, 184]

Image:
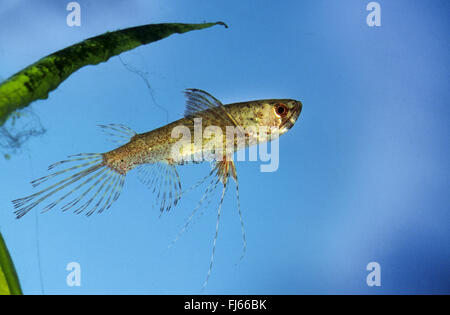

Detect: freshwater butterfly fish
[12, 89, 302, 287]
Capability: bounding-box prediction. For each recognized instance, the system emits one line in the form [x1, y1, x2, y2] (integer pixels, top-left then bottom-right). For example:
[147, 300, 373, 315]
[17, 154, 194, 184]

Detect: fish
[12, 88, 302, 287]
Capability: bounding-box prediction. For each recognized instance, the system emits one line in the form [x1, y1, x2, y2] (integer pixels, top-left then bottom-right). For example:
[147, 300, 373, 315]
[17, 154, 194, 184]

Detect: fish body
[104, 94, 302, 174]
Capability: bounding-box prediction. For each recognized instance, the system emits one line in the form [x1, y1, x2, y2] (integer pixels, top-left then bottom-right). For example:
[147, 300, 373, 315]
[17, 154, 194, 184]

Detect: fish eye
[274, 103, 288, 117]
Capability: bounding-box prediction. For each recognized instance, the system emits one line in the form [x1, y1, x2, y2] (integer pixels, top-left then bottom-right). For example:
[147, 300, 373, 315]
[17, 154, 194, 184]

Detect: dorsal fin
[183, 89, 241, 128]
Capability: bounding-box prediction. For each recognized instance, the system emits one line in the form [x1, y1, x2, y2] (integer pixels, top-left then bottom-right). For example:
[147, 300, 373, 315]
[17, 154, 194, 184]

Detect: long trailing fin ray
[169, 161, 228, 249]
[203, 182, 229, 289]
[235, 173, 246, 262]
[169, 174, 220, 248]
[178, 167, 216, 198]
[201, 159, 242, 288]
[194, 178, 222, 223]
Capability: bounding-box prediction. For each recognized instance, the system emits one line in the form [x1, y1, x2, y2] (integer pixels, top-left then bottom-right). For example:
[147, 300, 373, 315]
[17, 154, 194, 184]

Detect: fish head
[230, 99, 302, 136]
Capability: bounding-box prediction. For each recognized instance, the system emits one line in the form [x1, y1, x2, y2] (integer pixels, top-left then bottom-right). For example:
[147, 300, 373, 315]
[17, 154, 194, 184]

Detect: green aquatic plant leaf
[0, 22, 228, 126]
[0, 232, 22, 295]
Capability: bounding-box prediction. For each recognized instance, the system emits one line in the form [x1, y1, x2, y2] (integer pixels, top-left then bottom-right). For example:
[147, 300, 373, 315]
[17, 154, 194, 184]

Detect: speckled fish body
[103, 96, 302, 175]
[13, 89, 302, 219]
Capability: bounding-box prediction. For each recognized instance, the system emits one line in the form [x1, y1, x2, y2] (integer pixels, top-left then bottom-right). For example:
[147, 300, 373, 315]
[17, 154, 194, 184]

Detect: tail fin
[12, 153, 126, 219]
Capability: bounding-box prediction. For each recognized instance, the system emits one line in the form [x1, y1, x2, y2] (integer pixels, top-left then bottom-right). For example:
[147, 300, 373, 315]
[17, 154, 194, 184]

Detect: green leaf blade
[0, 233, 23, 295]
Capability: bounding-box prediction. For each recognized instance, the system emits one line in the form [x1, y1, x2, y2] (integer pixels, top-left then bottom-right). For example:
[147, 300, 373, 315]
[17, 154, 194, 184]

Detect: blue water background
[0, 0, 448, 294]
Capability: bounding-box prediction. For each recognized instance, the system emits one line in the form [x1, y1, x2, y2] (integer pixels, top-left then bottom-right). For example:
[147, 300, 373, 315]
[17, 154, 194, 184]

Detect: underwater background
[0, 0, 449, 294]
